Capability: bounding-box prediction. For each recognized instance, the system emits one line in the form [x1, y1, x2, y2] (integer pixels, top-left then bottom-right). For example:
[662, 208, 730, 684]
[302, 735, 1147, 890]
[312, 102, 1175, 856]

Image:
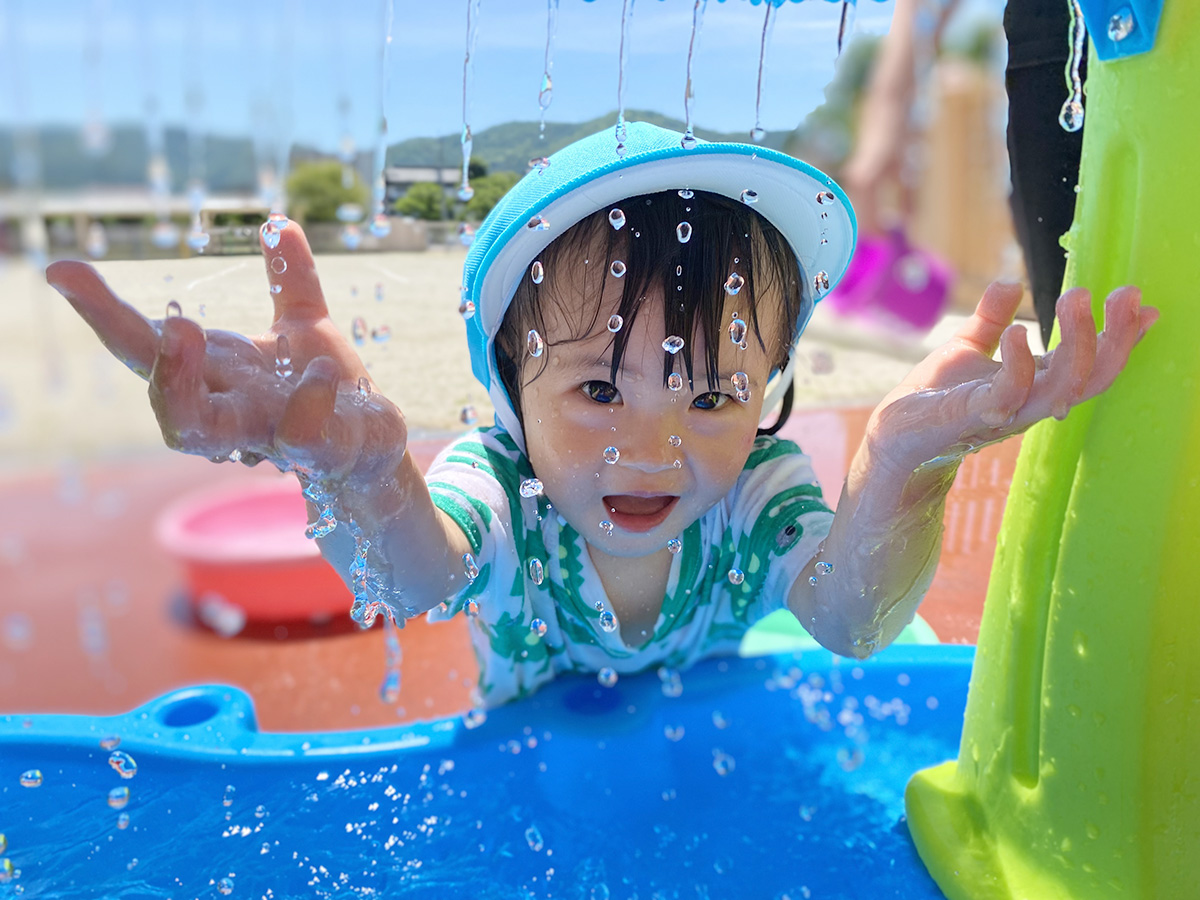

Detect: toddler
[48, 122, 1155, 707]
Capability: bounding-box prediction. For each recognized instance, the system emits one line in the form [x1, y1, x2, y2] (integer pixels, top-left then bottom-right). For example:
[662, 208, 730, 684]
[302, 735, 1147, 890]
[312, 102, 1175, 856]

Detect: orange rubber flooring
[0, 407, 1020, 733]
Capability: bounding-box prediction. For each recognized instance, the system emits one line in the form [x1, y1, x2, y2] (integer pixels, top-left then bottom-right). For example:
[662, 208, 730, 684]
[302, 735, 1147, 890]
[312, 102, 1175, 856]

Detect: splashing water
[751, 0, 776, 142]
[538, 0, 559, 139]
[459, 0, 484, 201]
[681, 0, 707, 150]
[614, 0, 634, 155]
[380, 616, 402, 704]
[1059, 0, 1086, 132]
[368, 0, 396, 236]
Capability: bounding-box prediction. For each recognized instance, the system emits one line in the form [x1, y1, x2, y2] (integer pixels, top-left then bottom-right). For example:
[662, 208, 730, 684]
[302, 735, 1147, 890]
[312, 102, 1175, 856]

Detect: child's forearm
[788, 430, 956, 658]
[309, 449, 473, 617]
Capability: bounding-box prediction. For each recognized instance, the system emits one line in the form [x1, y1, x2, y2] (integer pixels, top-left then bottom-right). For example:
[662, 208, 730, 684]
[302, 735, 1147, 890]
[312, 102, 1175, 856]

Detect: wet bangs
[497, 190, 808, 428]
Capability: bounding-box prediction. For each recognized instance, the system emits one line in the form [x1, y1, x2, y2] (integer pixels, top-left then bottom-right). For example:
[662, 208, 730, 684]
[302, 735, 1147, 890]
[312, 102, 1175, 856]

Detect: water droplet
[728, 318, 747, 344]
[254, 804, 267, 819]
[152, 220, 180, 249]
[607, 314, 624, 333]
[525, 825, 545, 852]
[270, 256, 287, 275]
[457, 185, 476, 203]
[675, 190, 695, 201]
[463, 708, 487, 728]
[274, 334, 292, 379]
[355, 377, 371, 402]
[341, 224, 362, 250]
[712, 751, 735, 776]
[458, 299, 476, 320]
[668, 435, 682, 448]
[680, 133, 698, 150]
[222, 785, 236, 807]
[667, 373, 684, 391]
[455, 223, 476, 248]
[528, 557, 544, 585]
[723, 273, 745, 297]
[460, 405, 478, 426]
[813, 271, 830, 292]
[100, 736, 121, 751]
[466, 599, 480, 617]
[462, 553, 479, 582]
[527, 329, 545, 358]
[267, 211, 289, 231]
[740, 189, 758, 205]
[659, 667, 683, 697]
[165, 300, 182, 318]
[20, 769, 42, 788]
[369, 214, 391, 238]
[667, 538, 682, 554]
[675, 222, 692, 244]
[809, 575, 818, 586]
[0, 858, 12, 882]
[538, 72, 554, 110]
[1059, 99, 1084, 132]
[736, 389, 751, 402]
[608, 208, 626, 230]
[816, 191, 836, 205]
[1107, 7, 1135, 41]
[186, 229, 210, 251]
[117, 812, 130, 829]
[530, 261, 545, 284]
[815, 561, 834, 576]
[599, 610, 617, 632]
[108, 751, 137, 779]
[530, 618, 548, 638]
[351, 317, 367, 345]
[727, 568, 744, 585]
[598, 667, 618, 687]
[108, 786, 130, 810]
[371, 325, 391, 343]
[662, 335, 685, 355]
[270, 284, 282, 295]
[609, 260, 626, 278]
[217, 876, 234, 895]
[730, 372, 749, 392]
[336, 202, 363, 223]
[527, 215, 550, 231]
[599, 520, 614, 537]
[529, 156, 551, 172]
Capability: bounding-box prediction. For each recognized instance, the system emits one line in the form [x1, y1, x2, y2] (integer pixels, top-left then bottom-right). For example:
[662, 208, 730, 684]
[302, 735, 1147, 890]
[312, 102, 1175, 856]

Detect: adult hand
[866, 281, 1158, 473]
[46, 221, 408, 485]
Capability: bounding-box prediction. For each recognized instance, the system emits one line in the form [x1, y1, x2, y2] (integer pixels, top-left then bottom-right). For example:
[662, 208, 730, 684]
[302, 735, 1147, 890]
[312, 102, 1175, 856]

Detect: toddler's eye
[692, 391, 731, 410]
[582, 381, 622, 404]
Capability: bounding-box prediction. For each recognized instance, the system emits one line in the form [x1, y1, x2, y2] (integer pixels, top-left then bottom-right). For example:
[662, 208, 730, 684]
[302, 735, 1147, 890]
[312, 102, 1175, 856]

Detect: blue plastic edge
[0, 644, 974, 763]
[1079, 0, 1164, 61]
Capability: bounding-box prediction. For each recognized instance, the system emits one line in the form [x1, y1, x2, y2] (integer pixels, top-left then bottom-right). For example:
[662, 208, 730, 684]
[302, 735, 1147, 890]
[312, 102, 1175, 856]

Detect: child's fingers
[1040, 289, 1098, 418]
[1081, 286, 1147, 399]
[974, 323, 1035, 426]
[148, 316, 210, 452]
[260, 220, 332, 325]
[46, 260, 160, 379]
[952, 282, 1025, 357]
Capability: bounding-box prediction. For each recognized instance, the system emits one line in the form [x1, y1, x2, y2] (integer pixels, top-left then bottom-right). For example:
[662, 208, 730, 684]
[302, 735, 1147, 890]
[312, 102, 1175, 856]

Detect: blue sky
[1, 0, 907, 152]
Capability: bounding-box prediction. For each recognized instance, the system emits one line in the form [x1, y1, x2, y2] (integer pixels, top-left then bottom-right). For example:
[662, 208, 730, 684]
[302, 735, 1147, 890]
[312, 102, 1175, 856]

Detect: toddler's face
[519, 267, 782, 559]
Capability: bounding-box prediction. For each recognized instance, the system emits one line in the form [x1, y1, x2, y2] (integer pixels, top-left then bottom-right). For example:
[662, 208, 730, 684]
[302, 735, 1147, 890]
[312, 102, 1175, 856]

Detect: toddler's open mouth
[603, 494, 678, 533]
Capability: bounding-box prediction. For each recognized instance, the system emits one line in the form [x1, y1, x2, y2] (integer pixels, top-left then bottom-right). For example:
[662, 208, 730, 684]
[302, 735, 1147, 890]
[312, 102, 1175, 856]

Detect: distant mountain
[0, 112, 799, 193]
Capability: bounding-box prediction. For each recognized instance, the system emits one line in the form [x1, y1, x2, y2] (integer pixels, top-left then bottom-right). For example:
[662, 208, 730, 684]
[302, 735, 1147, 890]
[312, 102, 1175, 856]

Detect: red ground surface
[0, 407, 1019, 732]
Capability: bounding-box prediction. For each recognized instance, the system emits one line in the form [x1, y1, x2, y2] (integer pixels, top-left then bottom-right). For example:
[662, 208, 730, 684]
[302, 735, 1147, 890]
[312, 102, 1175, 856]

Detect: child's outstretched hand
[46, 223, 407, 486]
[867, 282, 1158, 473]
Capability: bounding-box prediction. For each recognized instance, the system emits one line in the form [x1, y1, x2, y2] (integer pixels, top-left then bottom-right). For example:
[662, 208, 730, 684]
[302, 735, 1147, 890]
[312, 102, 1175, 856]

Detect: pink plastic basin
[155, 481, 352, 622]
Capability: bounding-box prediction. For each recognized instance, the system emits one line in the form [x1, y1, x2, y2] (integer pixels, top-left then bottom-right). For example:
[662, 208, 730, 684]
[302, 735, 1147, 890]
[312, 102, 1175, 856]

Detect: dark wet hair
[495, 189, 808, 435]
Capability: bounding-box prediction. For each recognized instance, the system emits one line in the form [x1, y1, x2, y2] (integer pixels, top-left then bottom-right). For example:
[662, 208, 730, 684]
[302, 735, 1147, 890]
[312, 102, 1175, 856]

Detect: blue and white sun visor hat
[461, 121, 857, 452]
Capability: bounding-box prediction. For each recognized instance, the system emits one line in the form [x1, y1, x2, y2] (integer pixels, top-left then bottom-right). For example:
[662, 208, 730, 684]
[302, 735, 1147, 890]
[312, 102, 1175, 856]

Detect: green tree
[463, 171, 521, 221]
[394, 182, 447, 221]
[468, 155, 489, 180]
[285, 160, 368, 224]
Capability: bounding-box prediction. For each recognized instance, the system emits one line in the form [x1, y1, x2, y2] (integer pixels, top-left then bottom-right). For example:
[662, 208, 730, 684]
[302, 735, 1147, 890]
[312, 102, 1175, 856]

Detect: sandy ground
[0, 247, 1042, 469]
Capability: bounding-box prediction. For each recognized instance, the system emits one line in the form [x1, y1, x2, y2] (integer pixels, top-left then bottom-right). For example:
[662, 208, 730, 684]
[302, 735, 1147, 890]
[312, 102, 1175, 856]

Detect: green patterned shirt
[427, 426, 833, 706]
